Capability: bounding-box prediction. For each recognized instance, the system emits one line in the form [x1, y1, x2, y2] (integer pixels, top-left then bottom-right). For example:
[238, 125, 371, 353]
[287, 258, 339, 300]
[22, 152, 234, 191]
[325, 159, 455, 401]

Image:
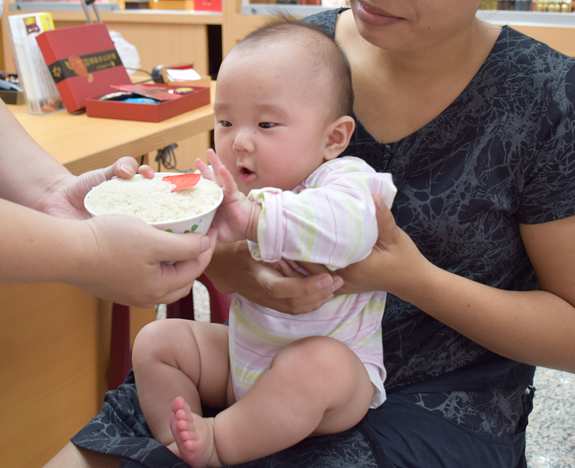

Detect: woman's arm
[340, 199, 575, 373]
[0, 100, 72, 209]
[0, 196, 217, 307]
[0, 100, 154, 219]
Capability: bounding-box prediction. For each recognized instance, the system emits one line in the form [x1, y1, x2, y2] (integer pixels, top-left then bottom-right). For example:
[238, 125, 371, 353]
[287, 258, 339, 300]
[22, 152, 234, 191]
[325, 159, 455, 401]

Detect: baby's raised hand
[195, 157, 215, 182]
[195, 150, 261, 243]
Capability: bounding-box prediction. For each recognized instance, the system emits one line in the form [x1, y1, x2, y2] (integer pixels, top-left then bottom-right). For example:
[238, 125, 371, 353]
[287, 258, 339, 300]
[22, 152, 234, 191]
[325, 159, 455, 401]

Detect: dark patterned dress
[72, 8, 575, 468]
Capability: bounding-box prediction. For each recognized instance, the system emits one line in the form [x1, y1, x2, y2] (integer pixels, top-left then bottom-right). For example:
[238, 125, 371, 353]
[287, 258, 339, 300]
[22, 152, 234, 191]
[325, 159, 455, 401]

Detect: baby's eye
[258, 122, 276, 129]
[218, 120, 232, 128]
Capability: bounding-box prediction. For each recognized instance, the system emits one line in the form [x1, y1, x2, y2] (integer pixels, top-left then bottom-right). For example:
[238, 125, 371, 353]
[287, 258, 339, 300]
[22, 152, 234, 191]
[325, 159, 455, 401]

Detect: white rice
[85, 174, 222, 223]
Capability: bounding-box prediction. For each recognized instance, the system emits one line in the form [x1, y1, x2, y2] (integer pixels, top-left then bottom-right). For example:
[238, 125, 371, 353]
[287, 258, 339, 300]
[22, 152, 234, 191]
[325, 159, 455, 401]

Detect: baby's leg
[182, 335, 375, 467]
[132, 320, 232, 447]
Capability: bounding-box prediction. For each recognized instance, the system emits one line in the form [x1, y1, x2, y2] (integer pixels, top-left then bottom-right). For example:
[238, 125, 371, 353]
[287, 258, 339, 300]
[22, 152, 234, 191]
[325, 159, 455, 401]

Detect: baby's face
[213, 45, 332, 195]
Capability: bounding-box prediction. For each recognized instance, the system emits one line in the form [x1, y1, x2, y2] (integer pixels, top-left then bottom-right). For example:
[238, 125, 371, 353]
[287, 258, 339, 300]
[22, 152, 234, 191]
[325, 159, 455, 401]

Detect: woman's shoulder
[470, 25, 575, 130]
[300, 7, 348, 37]
[493, 26, 575, 78]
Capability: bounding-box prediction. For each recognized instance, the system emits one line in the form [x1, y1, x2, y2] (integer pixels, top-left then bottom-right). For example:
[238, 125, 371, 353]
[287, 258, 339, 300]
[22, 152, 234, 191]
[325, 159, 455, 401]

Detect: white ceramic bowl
[85, 172, 223, 234]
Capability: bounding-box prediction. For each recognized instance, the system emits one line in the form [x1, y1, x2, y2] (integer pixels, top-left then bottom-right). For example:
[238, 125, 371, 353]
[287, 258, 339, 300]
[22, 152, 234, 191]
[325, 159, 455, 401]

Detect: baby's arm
[196, 150, 261, 243]
[249, 158, 396, 270]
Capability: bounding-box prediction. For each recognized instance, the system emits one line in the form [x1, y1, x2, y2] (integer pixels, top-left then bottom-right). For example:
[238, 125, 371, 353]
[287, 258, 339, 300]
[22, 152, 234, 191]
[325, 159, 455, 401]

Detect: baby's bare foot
[170, 396, 222, 468]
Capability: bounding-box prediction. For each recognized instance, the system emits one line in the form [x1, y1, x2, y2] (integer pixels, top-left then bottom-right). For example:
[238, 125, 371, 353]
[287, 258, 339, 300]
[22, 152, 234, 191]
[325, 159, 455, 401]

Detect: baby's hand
[195, 157, 215, 182]
[195, 150, 261, 243]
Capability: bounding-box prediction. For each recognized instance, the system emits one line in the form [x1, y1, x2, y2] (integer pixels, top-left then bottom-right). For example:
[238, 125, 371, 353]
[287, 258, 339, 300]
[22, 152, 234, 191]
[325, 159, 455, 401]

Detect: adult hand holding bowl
[84, 172, 223, 235]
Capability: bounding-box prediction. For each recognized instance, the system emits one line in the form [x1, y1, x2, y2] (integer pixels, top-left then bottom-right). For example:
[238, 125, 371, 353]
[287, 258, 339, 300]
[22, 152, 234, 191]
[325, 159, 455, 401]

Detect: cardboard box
[161, 65, 211, 88]
[36, 23, 132, 114]
[85, 85, 210, 122]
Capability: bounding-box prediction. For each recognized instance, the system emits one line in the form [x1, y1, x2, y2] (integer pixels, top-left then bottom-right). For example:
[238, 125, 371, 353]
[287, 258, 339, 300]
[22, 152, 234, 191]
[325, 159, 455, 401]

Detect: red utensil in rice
[163, 173, 201, 191]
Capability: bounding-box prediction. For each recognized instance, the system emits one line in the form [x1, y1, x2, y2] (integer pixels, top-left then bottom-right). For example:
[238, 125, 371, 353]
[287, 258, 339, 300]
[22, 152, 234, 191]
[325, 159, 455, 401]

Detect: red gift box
[194, 0, 221, 11]
[85, 84, 211, 122]
[36, 23, 131, 114]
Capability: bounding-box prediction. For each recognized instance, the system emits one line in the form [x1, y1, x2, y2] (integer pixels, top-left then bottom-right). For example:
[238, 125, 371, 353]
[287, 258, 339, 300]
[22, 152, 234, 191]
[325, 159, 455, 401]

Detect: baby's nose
[232, 130, 255, 152]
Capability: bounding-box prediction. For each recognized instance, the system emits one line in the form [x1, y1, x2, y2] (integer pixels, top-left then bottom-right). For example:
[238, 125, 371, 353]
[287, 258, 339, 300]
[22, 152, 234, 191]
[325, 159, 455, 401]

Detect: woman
[47, 1, 575, 467]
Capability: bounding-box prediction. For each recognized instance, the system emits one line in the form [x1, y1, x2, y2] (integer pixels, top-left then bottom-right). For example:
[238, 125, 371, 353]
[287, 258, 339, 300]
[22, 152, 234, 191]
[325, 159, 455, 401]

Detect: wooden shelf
[43, 9, 223, 25]
[477, 9, 575, 26]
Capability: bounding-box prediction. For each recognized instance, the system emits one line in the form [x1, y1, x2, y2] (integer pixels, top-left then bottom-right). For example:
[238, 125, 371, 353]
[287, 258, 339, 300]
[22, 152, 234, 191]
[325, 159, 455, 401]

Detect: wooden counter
[7, 82, 215, 175]
[0, 286, 156, 467]
[1, 9, 222, 74]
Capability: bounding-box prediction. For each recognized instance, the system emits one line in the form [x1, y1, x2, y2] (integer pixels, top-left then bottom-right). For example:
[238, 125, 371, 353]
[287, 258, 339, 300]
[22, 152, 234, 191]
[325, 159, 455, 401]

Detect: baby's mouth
[238, 166, 256, 182]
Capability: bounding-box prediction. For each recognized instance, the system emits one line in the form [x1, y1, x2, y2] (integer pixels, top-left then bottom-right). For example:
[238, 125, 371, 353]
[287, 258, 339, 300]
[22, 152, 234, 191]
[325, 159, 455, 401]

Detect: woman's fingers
[137, 164, 154, 178]
[103, 156, 138, 180]
[273, 258, 305, 278]
[294, 260, 331, 277]
[255, 267, 343, 315]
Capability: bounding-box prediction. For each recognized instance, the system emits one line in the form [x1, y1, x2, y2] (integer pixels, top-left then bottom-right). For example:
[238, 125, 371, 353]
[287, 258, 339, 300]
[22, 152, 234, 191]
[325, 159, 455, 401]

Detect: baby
[132, 17, 396, 467]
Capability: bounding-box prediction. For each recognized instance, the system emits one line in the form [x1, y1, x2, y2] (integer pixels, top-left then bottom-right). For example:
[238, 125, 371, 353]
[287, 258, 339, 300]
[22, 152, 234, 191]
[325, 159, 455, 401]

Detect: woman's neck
[381, 21, 499, 87]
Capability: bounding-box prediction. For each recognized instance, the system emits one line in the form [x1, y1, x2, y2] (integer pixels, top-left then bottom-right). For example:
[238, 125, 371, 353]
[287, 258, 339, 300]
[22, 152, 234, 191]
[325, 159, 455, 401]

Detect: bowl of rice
[84, 172, 223, 234]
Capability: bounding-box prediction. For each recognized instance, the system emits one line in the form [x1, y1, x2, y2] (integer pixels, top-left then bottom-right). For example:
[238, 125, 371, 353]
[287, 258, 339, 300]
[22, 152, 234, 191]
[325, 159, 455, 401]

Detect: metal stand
[80, 0, 102, 24]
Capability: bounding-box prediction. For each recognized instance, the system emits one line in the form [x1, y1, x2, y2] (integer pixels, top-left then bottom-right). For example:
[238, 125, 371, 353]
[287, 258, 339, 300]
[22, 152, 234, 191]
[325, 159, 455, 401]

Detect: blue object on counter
[123, 97, 158, 104]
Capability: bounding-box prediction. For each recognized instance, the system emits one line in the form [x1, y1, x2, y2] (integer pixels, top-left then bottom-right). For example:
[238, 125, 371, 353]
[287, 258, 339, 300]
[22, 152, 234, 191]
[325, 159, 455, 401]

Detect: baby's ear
[324, 116, 355, 161]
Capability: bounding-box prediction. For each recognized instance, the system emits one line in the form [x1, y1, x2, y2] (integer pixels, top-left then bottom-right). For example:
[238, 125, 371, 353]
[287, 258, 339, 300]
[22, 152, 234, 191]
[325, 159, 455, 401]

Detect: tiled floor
[176, 283, 575, 467]
[526, 367, 575, 467]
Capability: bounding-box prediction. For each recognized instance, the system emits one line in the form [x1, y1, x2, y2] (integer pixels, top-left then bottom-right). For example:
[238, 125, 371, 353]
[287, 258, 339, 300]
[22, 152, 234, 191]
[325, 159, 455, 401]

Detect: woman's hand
[204, 194, 429, 316]
[70, 217, 218, 307]
[300, 194, 434, 299]
[40, 157, 154, 220]
[206, 241, 344, 315]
